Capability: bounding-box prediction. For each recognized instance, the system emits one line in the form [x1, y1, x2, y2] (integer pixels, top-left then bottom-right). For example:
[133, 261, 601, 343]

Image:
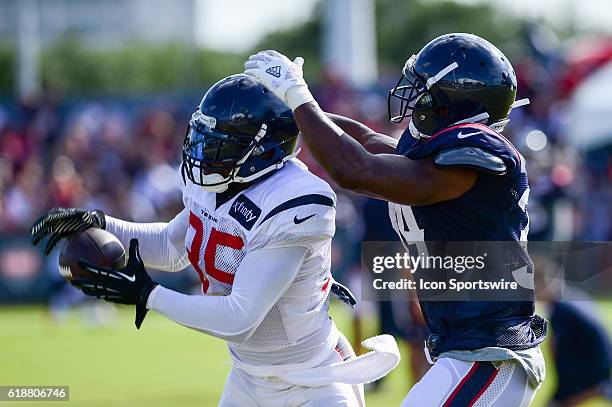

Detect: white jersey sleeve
[104, 209, 190, 272]
[146, 245, 308, 342]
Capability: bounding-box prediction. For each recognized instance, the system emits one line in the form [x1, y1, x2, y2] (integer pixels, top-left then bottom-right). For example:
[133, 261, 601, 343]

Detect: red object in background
[558, 38, 612, 98]
[0, 247, 42, 279]
[0, 131, 30, 166]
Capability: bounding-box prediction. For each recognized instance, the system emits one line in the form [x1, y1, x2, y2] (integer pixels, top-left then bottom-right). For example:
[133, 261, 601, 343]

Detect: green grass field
[1, 303, 611, 406]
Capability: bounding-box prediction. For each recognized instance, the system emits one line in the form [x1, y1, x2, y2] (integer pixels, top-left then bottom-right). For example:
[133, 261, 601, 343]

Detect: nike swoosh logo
[457, 131, 482, 139]
[294, 214, 315, 224]
[116, 271, 136, 282]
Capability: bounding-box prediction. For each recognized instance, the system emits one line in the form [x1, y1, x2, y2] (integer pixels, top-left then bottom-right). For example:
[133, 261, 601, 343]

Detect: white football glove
[244, 50, 315, 110]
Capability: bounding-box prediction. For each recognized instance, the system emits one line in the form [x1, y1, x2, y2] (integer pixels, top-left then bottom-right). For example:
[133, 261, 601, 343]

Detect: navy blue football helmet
[182, 74, 299, 192]
[388, 33, 529, 139]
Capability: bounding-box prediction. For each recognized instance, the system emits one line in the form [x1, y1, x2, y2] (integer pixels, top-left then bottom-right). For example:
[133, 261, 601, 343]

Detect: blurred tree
[252, 0, 524, 80]
[376, 0, 523, 67]
[0, 43, 15, 95]
[0, 0, 528, 96]
[250, 17, 323, 80]
[40, 39, 244, 94]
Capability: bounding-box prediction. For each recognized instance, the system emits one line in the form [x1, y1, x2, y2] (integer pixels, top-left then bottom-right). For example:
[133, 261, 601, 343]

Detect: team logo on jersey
[229, 194, 261, 230]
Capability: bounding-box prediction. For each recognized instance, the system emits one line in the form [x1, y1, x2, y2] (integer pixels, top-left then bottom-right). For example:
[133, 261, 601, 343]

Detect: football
[58, 228, 127, 280]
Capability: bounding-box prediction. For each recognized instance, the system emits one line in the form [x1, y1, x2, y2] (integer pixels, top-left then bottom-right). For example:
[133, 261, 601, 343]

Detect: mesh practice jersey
[183, 159, 337, 365]
[389, 123, 547, 356]
[108, 159, 338, 366]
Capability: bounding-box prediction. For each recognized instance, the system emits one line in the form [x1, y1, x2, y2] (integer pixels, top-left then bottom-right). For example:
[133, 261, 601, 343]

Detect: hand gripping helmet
[388, 33, 529, 139]
[182, 74, 299, 193]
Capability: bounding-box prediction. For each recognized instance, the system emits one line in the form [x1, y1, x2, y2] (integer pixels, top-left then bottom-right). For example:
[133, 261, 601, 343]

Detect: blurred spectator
[2, 33, 612, 306]
[535, 256, 612, 407]
[0, 95, 190, 233]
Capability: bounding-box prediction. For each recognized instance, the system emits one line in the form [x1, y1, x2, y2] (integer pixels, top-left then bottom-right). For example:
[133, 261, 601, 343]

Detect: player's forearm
[147, 246, 307, 342]
[326, 113, 398, 154]
[295, 103, 382, 192]
[105, 211, 189, 272]
[146, 286, 259, 342]
[325, 113, 374, 145]
[295, 104, 477, 204]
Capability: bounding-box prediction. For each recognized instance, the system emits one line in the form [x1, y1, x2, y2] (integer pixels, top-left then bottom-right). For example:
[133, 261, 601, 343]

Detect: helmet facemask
[181, 110, 267, 193]
[388, 55, 432, 124]
[388, 55, 460, 138]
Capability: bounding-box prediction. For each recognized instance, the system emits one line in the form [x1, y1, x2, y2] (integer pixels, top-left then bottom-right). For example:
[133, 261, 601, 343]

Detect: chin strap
[410, 97, 531, 140]
[235, 124, 268, 166]
[408, 119, 431, 140]
[454, 112, 490, 126]
[489, 98, 530, 133]
[511, 98, 530, 109]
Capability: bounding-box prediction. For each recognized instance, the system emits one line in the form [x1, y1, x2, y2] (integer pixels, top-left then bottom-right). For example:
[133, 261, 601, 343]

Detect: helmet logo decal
[190, 110, 217, 130]
[265, 66, 282, 78]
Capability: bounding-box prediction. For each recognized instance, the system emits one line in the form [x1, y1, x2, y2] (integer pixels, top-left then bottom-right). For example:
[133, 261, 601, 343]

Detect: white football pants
[401, 357, 538, 407]
[218, 334, 365, 407]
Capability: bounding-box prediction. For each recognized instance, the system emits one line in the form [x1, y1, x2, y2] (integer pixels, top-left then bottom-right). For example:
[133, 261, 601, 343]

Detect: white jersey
[105, 158, 400, 387]
[180, 159, 336, 365]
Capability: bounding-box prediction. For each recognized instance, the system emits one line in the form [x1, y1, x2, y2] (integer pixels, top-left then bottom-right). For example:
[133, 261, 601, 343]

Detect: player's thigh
[218, 368, 259, 407]
[401, 358, 537, 407]
[401, 357, 469, 407]
[477, 360, 536, 407]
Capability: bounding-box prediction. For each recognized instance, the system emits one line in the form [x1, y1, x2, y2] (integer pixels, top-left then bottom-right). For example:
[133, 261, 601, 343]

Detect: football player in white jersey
[31, 74, 399, 407]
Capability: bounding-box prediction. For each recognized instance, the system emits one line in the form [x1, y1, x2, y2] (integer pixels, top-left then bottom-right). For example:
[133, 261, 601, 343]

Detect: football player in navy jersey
[245, 33, 547, 406]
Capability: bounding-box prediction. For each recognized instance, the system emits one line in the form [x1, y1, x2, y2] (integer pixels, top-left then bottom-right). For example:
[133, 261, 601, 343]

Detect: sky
[195, 0, 612, 53]
[461, 0, 612, 32]
[195, 0, 319, 52]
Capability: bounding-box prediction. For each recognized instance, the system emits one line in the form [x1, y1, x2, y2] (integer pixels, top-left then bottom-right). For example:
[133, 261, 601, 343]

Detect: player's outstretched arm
[71, 243, 307, 333]
[325, 113, 398, 154]
[104, 209, 190, 272]
[31, 207, 190, 272]
[244, 51, 477, 206]
[146, 246, 308, 341]
[296, 103, 477, 205]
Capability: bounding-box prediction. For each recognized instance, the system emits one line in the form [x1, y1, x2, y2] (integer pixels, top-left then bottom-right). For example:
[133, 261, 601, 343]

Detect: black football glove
[330, 280, 356, 309]
[71, 239, 158, 329]
[31, 207, 106, 255]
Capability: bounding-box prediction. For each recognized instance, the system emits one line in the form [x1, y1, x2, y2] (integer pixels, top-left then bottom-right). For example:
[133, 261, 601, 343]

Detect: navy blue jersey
[389, 123, 547, 355]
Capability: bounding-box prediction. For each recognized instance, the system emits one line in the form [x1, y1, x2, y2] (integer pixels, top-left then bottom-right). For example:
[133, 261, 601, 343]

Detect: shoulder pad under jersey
[433, 147, 507, 175]
[396, 123, 521, 174]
